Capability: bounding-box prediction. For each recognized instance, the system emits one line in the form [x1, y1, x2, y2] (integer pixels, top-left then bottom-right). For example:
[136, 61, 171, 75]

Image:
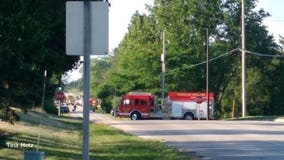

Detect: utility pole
[83, 1, 91, 159]
[37, 69, 47, 151]
[241, 0, 246, 117]
[41, 70, 47, 111]
[206, 29, 210, 120]
[161, 31, 166, 99]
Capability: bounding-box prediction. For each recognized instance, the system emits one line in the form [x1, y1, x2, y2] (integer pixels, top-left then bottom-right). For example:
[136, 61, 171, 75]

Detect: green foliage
[280, 35, 284, 53]
[90, 58, 111, 97]
[96, 85, 113, 113]
[267, 36, 284, 115]
[43, 99, 58, 115]
[0, 0, 79, 120]
[112, 13, 161, 94]
[111, 96, 120, 109]
[0, 107, 20, 124]
[65, 78, 83, 95]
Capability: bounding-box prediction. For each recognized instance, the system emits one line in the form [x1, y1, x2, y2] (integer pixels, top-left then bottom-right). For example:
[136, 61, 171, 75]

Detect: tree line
[0, 0, 79, 121]
[85, 0, 284, 118]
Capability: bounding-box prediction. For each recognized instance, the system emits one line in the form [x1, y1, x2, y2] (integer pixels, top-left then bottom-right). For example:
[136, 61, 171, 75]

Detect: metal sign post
[82, 1, 91, 160]
[66, 2, 109, 159]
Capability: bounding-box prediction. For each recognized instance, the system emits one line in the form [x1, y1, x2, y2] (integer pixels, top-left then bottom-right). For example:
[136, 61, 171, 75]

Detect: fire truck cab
[118, 92, 158, 120]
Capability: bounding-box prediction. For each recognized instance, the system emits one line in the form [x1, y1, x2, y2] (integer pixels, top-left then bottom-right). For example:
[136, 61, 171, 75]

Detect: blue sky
[109, 0, 153, 51]
[257, 0, 284, 43]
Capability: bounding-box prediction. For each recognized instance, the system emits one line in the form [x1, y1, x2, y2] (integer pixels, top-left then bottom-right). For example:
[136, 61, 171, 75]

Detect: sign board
[56, 92, 65, 101]
[66, 1, 109, 55]
[195, 96, 204, 104]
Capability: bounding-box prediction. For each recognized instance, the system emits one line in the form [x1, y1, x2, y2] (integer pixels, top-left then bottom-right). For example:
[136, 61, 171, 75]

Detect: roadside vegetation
[0, 112, 189, 160]
[236, 115, 284, 121]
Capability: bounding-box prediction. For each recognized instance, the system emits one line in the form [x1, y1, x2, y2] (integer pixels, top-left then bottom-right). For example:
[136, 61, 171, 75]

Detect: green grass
[0, 111, 189, 160]
[0, 112, 82, 160]
[227, 115, 284, 121]
[89, 124, 188, 160]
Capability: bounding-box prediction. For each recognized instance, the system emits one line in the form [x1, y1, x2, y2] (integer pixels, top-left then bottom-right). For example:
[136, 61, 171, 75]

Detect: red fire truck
[117, 92, 158, 120]
[117, 91, 214, 120]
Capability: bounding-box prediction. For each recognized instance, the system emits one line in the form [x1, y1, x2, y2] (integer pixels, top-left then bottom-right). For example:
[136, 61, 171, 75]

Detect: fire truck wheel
[130, 112, 141, 120]
[184, 112, 194, 120]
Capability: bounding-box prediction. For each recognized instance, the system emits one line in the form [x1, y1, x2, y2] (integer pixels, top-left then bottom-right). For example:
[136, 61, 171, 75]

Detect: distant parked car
[60, 106, 70, 113]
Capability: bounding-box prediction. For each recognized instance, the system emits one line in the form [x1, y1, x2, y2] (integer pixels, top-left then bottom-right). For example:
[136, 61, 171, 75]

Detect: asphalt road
[71, 111, 284, 160]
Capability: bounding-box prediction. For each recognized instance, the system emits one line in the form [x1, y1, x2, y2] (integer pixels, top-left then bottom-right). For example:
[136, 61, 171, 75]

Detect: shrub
[44, 99, 58, 115]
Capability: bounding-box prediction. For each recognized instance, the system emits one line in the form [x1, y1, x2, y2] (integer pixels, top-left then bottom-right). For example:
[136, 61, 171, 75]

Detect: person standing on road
[72, 104, 77, 112]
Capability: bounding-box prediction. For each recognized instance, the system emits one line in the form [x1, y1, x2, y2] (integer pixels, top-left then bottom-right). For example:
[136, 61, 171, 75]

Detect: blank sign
[66, 1, 109, 55]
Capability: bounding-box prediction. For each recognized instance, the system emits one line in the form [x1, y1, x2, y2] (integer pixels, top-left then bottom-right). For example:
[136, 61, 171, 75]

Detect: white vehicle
[162, 92, 214, 120]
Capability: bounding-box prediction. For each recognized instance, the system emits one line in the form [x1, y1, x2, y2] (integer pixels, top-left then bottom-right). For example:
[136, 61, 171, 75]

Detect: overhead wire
[166, 48, 239, 74]
[244, 49, 284, 58]
[166, 48, 284, 75]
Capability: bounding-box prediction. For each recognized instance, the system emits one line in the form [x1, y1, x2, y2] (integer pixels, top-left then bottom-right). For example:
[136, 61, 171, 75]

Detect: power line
[243, 49, 284, 58]
[167, 48, 239, 74]
[166, 48, 284, 75]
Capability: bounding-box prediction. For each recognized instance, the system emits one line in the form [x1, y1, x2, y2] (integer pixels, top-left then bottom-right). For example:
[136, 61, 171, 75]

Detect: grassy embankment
[230, 115, 284, 121]
[0, 111, 189, 160]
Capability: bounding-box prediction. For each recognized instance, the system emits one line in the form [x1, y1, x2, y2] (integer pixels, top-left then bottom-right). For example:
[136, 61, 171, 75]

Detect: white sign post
[66, 1, 109, 160]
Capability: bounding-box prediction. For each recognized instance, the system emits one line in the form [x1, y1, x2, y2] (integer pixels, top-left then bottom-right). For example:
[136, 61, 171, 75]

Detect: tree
[90, 58, 111, 97]
[0, 0, 79, 121]
[266, 35, 284, 115]
[151, 0, 224, 91]
[279, 35, 284, 53]
[108, 12, 162, 95]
